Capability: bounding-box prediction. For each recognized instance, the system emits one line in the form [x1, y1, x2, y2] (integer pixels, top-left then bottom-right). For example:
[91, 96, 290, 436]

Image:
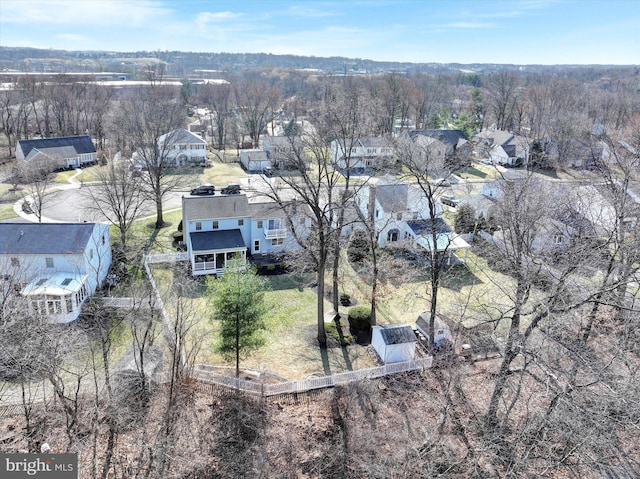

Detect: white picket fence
[189, 357, 433, 397]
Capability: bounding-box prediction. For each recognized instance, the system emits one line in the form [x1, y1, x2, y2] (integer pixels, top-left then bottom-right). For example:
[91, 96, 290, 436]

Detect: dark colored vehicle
[440, 195, 459, 207]
[220, 184, 241, 194]
[190, 184, 215, 195]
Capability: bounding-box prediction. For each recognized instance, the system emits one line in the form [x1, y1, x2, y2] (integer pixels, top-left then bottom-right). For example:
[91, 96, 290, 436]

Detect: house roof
[377, 325, 416, 345]
[0, 223, 97, 255]
[264, 136, 302, 148]
[358, 137, 393, 148]
[406, 217, 452, 236]
[22, 272, 87, 296]
[18, 135, 95, 159]
[374, 183, 409, 212]
[409, 129, 468, 146]
[183, 195, 251, 221]
[190, 229, 246, 252]
[159, 128, 206, 145]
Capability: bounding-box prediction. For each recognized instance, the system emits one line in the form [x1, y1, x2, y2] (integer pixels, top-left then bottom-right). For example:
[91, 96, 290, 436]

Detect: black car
[440, 195, 459, 207]
[220, 184, 241, 194]
[190, 184, 215, 195]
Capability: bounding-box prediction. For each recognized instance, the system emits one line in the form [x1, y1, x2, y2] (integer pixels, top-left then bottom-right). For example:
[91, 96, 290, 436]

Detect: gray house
[16, 135, 97, 171]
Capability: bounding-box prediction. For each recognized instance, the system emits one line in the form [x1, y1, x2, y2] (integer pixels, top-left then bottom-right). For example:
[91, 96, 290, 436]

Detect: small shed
[416, 312, 453, 348]
[372, 325, 417, 364]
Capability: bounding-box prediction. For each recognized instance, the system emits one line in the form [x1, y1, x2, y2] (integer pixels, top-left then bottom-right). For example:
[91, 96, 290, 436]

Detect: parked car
[440, 195, 459, 207]
[220, 184, 241, 194]
[190, 184, 215, 195]
[433, 178, 452, 187]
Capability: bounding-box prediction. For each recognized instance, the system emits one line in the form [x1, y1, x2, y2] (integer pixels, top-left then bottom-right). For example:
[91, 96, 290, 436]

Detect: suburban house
[371, 325, 417, 364]
[401, 129, 470, 171]
[473, 129, 530, 167]
[0, 223, 112, 323]
[158, 128, 207, 166]
[262, 136, 305, 169]
[239, 149, 270, 173]
[181, 193, 310, 276]
[330, 137, 395, 172]
[353, 177, 470, 262]
[16, 135, 97, 171]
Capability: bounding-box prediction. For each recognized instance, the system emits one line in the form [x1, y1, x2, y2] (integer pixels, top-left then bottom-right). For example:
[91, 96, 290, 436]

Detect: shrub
[347, 229, 370, 263]
[348, 305, 372, 330]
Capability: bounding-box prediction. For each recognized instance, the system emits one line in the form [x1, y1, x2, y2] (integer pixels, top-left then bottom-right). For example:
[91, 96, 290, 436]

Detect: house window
[254, 240, 260, 252]
[375, 209, 379, 219]
[212, 221, 219, 229]
[397, 212, 403, 220]
[195, 222, 202, 231]
[45, 257, 54, 268]
[89, 249, 94, 259]
[11, 257, 19, 267]
[238, 219, 244, 226]
[257, 220, 263, 229]
[387, 229, 399, 242]
[271, 238, 284, 246]
[553, 234, 564, 245]
[299, 217, 305, 225]
[101, 234, 106, 246]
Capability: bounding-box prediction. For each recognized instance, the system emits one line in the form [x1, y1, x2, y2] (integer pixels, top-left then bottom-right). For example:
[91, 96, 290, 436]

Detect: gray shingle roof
[375, 183, 408, 213]
[183, 195, 251, 221]
[358, 137, 393, 148]
[190, 229, 246, 252]
[160, 128, 206, 145]
[409, 129, 467, 146]
[379, 325, 416, 345]
[18, 135, 95, 158]
[0, 223, 96, 255]
[406, 218, 452, 236]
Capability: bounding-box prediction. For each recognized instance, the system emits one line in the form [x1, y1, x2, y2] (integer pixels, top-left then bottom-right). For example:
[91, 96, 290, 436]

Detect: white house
[0, 223, 111, 323]
[262, 136, 305, 169]
[158, 128, 207, 166]
[354, 177, 470, 261]
[371, 325, 417, 363]
[473, 129, 530, 167]
[16, 135, 97, 171]
[330, 137, 394, 172]
[182, 193, 310, 276]
[239, 149, 271, 173]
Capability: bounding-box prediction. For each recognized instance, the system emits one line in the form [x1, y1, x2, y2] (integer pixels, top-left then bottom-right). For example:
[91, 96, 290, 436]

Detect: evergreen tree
[208, 260, 269, 378]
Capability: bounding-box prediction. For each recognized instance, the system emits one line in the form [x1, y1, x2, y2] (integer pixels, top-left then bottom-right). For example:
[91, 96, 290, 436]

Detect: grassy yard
[0, 184, 20, 220]
[151, 267, 378, 379]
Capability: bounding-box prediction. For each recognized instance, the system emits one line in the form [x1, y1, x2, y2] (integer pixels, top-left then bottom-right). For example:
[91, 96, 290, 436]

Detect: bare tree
[236, 79, 281, 148]
[81, 157, 148, 248]
[115, 85, 186, 229]
[198, 82, 234, 150]
[21, 164, 54, 223]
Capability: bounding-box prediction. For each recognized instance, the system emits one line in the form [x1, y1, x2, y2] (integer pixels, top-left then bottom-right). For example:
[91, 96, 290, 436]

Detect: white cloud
[196, 11, 243, 25]
[0, 0, 171, 27]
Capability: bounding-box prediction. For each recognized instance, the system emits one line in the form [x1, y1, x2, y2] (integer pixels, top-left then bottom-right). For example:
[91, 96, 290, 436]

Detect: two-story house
[262, 136, 305, 170]
[473, 129, 530, 167]
[331, 137, 395, 173]
[0, 223, 111, 323]
[16, 135, 97, 172]
[400, 129, 470, 172]
[354, 177, 470, 263]
[158, 128, 207, 166]
[181, 193, 310, 276]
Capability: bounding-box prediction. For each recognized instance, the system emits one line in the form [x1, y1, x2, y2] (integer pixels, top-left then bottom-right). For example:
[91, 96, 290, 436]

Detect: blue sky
[1, 0, 638, 65]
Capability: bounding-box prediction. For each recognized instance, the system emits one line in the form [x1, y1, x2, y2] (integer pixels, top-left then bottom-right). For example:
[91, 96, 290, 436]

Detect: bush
[347, 229, 370, 263]
[348, 305, 372, 330]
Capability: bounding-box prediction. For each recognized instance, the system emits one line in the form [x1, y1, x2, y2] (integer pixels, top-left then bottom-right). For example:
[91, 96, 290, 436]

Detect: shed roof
[378, 325, 417, 345]
[0, 223, 97, 255]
